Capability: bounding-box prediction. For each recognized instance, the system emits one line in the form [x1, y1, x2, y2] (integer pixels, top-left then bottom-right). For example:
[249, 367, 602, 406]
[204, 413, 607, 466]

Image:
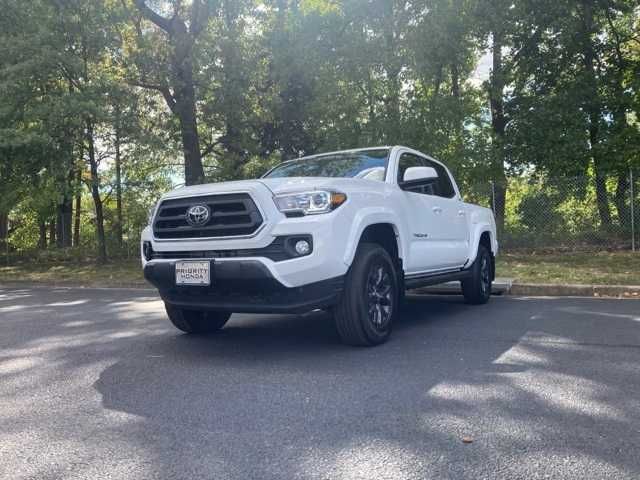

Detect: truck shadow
[93, 294, 640, 479]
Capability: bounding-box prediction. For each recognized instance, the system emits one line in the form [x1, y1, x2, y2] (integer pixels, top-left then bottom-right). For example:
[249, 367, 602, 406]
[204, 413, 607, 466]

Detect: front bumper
[141, 203, 352, 288]
[144, 260, 344, 314]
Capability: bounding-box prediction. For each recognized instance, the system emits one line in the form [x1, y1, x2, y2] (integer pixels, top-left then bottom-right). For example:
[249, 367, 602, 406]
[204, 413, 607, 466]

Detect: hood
[160, 179, 267, 200]
[161, 176, 388, 200]
[258, 176, 387, 195]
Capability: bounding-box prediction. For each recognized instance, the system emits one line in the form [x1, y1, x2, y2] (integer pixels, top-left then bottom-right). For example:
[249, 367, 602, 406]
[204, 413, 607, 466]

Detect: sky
[470, 50, 492, 87]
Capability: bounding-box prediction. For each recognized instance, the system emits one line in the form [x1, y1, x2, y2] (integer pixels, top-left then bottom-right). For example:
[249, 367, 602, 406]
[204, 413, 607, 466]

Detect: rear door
[422, 158, 469, 266]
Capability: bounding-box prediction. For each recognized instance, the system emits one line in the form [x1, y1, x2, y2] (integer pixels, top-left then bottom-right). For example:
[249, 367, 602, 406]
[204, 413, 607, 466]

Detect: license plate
[175, 260, 211, 286]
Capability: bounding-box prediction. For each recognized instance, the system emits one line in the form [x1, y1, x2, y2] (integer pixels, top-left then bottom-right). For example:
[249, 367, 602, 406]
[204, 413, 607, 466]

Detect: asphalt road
[1, 287, 639, 480]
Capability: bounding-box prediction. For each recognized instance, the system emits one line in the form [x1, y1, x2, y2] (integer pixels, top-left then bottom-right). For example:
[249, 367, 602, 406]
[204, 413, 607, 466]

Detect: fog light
[294, 240, 311, 256]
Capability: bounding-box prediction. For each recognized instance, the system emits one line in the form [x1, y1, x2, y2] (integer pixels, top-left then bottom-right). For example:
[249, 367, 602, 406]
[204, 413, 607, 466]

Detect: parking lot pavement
[1, 287, 639, 480]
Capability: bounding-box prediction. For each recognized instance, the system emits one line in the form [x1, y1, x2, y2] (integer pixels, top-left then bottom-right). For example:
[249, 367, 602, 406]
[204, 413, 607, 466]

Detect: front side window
[397, 153, 436, 195]
[427, 161, 456, 198]
[264, 149, 389, 181]
[397, 152, 456, 198]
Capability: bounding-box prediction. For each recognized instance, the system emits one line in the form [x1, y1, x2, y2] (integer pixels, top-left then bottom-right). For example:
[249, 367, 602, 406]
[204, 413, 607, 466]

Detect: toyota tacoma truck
[141, 146, 498, 346]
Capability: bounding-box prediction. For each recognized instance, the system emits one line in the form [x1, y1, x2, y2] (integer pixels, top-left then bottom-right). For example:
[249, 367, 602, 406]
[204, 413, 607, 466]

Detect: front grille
[153, 193, 263, 239]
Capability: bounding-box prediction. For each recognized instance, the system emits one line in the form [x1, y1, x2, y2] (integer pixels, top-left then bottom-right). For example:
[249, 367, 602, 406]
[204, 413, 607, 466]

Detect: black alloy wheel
[334, 243, 399, 346]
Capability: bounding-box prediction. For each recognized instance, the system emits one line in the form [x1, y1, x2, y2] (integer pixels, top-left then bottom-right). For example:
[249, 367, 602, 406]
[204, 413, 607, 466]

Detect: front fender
[342, 207, 405, 267]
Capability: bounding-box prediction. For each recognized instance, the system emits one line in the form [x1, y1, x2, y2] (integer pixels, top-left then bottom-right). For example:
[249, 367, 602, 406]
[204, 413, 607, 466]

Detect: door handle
[458, 210, 466, 216]
[432, 206, 443, 214]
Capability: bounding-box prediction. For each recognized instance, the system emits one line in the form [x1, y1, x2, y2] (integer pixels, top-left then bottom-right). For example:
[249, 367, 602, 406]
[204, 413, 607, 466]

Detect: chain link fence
[462, 169, 639, 252]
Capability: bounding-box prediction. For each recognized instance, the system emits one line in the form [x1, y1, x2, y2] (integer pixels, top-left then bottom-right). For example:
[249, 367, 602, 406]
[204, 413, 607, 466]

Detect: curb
[0, 281, 152, 291]
[509, 283, 640, 298]
[411, 278, 640, 298]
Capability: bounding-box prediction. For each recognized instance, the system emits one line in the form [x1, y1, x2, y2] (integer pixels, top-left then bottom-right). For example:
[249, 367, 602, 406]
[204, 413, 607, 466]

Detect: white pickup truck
[141, 146, 498, 346]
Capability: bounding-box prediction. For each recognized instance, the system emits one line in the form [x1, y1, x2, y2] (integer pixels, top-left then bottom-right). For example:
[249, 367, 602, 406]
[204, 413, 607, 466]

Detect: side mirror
[400, 166, 438, 189]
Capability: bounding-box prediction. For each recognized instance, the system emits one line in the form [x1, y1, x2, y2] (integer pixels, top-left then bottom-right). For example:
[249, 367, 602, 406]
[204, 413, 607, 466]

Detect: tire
[334, 243, 399, 346]
[165, 303, 231, 334]
[461, 244, 492, 305]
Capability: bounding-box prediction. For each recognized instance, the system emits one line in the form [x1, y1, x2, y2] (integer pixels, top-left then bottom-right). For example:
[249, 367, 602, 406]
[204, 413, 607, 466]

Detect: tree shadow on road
[91, 294, 640, 479]
[2, 287, 639, 479]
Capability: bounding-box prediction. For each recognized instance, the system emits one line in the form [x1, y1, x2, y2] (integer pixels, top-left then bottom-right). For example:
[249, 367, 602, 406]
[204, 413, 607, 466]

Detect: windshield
[264, 149, 389, 181]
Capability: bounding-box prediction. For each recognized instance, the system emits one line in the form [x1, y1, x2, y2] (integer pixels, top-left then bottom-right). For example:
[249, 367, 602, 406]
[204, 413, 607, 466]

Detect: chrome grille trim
[152, 192, 265, 241]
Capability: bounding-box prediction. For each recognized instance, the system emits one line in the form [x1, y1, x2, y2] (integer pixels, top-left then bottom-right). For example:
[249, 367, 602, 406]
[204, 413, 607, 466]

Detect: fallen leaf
[462, 437, 473, 444]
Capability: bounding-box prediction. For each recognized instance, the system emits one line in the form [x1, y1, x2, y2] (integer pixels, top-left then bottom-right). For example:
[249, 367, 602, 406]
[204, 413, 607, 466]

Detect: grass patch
[0, 251, 638, 287]
[497, 251, 640, 285]
[0, 259, 144, 287]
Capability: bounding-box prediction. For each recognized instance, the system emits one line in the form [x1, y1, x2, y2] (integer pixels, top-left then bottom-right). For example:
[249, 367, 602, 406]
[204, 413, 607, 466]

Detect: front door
[397, 153, 469, 273]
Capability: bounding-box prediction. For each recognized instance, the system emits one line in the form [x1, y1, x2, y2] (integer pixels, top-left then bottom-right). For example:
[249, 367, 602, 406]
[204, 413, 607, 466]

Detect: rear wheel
[461, 244, 492, 305]
[165, 304, 231, 334]
[334, 243, 398, 346]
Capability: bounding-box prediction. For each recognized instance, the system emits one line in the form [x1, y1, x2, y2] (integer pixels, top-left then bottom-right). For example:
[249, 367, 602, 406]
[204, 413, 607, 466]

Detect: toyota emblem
[185, 205, 211, 226]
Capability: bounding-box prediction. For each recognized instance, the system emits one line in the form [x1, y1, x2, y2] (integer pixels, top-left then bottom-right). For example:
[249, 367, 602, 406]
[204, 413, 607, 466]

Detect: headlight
[274, 190, 347, 216]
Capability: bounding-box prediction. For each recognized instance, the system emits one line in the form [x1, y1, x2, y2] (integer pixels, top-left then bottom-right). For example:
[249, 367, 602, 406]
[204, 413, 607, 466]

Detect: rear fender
[467, 226, 498, 266]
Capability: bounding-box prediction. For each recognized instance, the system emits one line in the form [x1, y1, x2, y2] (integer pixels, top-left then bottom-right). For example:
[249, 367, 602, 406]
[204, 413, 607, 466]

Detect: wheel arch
[343, 217, 404, 270]
[359, 223, 401, 262]
[469, 229, 496, 280]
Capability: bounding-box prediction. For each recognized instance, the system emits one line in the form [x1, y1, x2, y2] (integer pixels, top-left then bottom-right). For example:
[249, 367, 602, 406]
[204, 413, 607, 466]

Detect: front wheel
[334, 243, 399, 346]
[461, 245, 492, 305]
[165, 303, 231, 334]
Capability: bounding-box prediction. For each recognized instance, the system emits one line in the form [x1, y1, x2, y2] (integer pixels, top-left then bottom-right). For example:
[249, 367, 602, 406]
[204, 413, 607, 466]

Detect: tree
[467, 0, 516, 234]
[1, 0, 639, 258]
[126, 0, 210, 185]
[505, 0, 640, 231]
[46, 0, 131, 262]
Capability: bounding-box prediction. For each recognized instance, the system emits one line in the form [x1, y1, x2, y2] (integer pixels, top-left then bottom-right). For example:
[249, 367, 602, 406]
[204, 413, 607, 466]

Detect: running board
[404, 269, 472, 290]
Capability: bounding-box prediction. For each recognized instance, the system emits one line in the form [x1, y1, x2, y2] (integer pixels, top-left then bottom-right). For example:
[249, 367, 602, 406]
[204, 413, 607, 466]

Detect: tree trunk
[56, 206, 64, 248]
[608, 15, 631, 234]
[173, 71, 204, 185]
[614, 171, 629, 231]
[49, 220, 56, 247]
[56, 197, 73, 248]
[114, 127, 123, 247]
[450, 60, 465, 163]
[382, 2, 401, 143]
[591, 133, 611, 231]
[0, 213, 7, 253]
[63, 198, 72, 247]
[493, 180, 507, 233]
[86, 122, 107, 263]
[217, 0, 245, 178]
[134, 1, 206, 186]
[580, 1, 611, 230]
[73, 167, 82, 247]
[451, 61, 460, 99]
[365, 69, 376, 141]
[488, 30, 508, 235]
[39, 220, 47, 250]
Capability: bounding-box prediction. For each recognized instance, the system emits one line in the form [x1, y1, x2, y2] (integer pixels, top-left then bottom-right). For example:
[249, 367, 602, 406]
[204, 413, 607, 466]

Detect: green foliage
[0, 0, 639, 261]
